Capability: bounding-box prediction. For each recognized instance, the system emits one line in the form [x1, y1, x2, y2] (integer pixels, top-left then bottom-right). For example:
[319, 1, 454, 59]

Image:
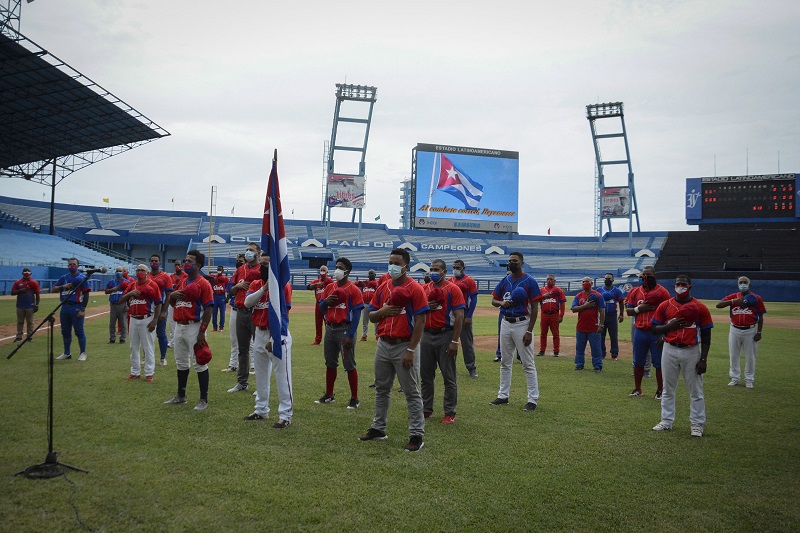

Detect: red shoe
[145, 375, 154, 383]
[442, 415, 456, 425]
[360, 336, 367, 342]
[124, 374, 140, 380]
[424, 412, 431, 419]
[219, 328, 224, 332]
[311, 340, 321, 345]
[213, 328, 218, 332]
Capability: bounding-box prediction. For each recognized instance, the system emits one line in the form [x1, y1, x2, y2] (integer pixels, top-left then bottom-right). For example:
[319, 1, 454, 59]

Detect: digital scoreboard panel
[686, 174, 798, 224]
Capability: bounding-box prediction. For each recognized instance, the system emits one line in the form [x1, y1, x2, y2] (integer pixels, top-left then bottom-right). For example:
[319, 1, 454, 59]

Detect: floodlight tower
[586, 102, 640, 249]
[323, 83, 377, 241]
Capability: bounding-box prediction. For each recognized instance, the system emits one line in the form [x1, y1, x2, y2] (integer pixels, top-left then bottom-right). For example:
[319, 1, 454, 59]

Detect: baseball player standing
[119, 264, 163, 382]
[598, 273, 625, 361]
[148, 254, 174, 367]
[211, 266, 229, 332]
[360, 248, 429, 452]
[490, 252, 542, 412]
[422, 259, 465, 424]
[307, 266, 334, 345]
[53, 258, 91, 361]
[537, 274, 566, 357]
[356, 270, 379, 341]
[448, 259, 479, 378]
[228, 243, 262, 393]
[11, 267, 40, 344]
[651, 275, 713, 437]
[164, 250, 213, 412]
[316, 257, 365, 409]
[716, 276, 766, 388]
[571, 276, 605, 372]
[625, 267, 670, 399]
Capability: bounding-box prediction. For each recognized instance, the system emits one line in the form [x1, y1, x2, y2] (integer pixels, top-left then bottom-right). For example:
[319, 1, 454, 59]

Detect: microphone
[81, 267, 108, 275]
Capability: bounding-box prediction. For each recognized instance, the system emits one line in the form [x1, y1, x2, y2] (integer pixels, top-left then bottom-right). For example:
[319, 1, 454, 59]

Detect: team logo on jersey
[732, 307, 754, 316]
[542, 297, 557, 305]
[129, 298, 148, 306]
[175, 301, 193, 309]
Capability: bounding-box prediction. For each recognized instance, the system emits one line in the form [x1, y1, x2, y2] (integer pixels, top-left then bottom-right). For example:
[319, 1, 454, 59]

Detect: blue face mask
[388, 264, 403, 280]
[429, 272, 441, 283]
[115, 272, 123, 279]
[183, 263, 195, 275]
[739, 284, 749, 292]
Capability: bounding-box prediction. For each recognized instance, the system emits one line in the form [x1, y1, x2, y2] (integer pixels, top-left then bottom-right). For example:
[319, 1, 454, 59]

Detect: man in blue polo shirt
[54, 258, 91, 361]
[105, 266, 129, 344]
[597, 273, 625, 361]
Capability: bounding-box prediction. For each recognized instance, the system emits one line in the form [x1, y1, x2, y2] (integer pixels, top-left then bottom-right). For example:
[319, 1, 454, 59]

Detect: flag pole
[274, 149, 278, 162]
[426, 153, 437, 217]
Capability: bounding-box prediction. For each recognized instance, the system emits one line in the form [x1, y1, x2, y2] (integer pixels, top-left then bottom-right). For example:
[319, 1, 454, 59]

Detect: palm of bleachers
[0, 229, 121, 268]
[0, 200, 96, 230]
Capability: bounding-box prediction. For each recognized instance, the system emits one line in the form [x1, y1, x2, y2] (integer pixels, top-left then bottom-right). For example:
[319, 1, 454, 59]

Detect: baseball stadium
[2, 2, 799, 532]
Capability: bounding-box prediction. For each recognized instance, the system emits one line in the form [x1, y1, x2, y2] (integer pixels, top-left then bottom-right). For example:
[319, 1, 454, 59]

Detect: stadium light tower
[323, 83, 377, 242]
[586, 101, 641, 249]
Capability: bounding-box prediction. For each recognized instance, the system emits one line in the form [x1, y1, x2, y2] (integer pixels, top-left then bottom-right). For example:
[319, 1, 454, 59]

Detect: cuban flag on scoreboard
[437, 153, 484, 209]
[260, 150, 291, 358]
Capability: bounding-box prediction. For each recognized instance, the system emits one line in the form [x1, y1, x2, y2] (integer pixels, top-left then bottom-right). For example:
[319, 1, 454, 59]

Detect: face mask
[319, 270, 328, 278]
[136, 271, 148, 281]
[643, 275, 656, 289]
[260, 265, 270, 281]
[453, 268, 463, 277]
[175, 265, 182, 272]
[217, 271, 224, 277]
[675, 286, 689, 295]
[68, 265, 78, 274]
[508, 263, 520, 274]
[244, 250, 256, 262]
[333, 268, 346, 282]
[546, 280, 555, 287]
[582, 282, 592, 291]
[739, 284, 749, 292]
[388, 264, 403, 280]
[183, 263, 195, 274]
[368, 273, 375, 280]
[429, 272, 441, 283]
[604, 279, 613, 287]
[23, 272, 31, 278]
[115, 272, 123, 279]
[236, 262, 244, 269]
[150, 261, 159, 271]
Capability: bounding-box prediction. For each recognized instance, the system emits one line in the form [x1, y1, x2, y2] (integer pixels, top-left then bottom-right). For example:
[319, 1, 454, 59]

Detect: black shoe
[273, 419, 291, 429]
[347, 397, 360, 409]
[594, 368, 602, 373]
[359, 428, 387, 441]
[243, 412, 267, 421]
[314, 393, 335, 404]
[468, 369, 478, 379]
[489, 397, 509, 406]
[405, 435, 424, 452]
[575, 366, 584, 371]
[536, 351, 545, 356]
[493, 355, 502, 362]
[553, 352, 559, 357]
[523, 402, 537, 412]
[654, 390, 663, 400]
[368, 382, 376, 388]
[109, 339, 116, 344]
[119, 338, 125, 344]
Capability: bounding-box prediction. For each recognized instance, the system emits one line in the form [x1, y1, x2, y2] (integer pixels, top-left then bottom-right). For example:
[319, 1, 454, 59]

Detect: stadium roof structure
[0, 26, 169, 185]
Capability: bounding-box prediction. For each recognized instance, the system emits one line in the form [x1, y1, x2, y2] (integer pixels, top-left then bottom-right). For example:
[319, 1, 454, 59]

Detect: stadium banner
[685, 177, 703, 221]
[326, 173, 365, 208]
[601, 187, 631, 217]
[413, 143, 519, 233]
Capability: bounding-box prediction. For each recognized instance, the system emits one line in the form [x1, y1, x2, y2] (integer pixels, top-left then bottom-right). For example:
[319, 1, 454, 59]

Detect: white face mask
[739, 284, 749, 292]
[675, 286, 689, 295]
[244, 250, 256, 262]
[333, 268, 346, 282]
[452, 268, 463, 277]
[388, 264, 403, 280]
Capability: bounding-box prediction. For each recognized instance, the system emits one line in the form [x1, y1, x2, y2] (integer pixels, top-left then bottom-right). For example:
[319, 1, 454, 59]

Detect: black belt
[237, 307, 251, 313]
[424, 327, 453, 334]
[381, 336, 411, 345]
[131, 314, 151, 320]
[667, 341, 692, 348]
[542, 311, 557, 315]
[177, 320, 199, 325]
[732, 325, 754, 330]
[327, 322, 351, 328]
[504, 316, 527, 323]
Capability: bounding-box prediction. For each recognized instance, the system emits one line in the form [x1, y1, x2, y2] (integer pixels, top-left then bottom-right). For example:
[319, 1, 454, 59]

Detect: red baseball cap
[389, 286, 411, 307]
[194, 343, 213, 365]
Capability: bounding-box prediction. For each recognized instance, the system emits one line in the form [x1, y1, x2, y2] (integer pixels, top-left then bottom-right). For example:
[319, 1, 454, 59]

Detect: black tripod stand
[7, 274, 94, 479]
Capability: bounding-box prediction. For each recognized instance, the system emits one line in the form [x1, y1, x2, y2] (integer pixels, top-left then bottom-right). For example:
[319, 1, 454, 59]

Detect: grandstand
[2, 194, 796, 300]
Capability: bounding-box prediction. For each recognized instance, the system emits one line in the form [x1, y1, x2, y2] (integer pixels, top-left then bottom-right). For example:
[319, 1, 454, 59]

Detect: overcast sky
[7, 0, 800, 236]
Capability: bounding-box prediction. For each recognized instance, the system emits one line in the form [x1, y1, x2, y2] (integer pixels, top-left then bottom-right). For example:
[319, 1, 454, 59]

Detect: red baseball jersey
[232, 263, 262, 308]
[124, 279, 162, 316]
[424, 280, 465, 330]
[652, 297, 714, 346]
[626, 284, 671, 330]
[320, 281, 364, 324]
[212, 274, 229, 296]
[378, 272, 392, 286]
[539, 285, 566, 315]
[148, 271, 173, 299]
[721, 292, 766, 327]
[248, 279, 293, 328]
[172, 276, 213, 322]
[13, 277, 41, 309]
[169, 272, 187, 289]
[448, 273, 478, 318]
[572, 290, 604, 332]
[357, 279, 379, 305]
[370, 278, 430, 338]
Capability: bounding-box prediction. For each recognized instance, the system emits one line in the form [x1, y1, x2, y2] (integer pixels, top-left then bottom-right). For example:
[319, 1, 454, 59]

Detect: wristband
[200, 322, 209, 333]
[634, 305, 641, 313]
[406, 348, 415, 352]
[450, 340, 459, 344]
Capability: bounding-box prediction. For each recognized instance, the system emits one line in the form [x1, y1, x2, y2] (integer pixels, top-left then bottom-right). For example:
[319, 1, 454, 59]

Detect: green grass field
[1, 291, 798, 532]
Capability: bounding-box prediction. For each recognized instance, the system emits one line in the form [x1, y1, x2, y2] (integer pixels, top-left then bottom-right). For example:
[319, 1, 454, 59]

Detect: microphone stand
[7, 272, 95, 478]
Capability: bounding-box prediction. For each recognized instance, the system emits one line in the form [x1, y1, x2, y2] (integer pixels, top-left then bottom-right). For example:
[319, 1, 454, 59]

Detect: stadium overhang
[0, 28, 169, 185]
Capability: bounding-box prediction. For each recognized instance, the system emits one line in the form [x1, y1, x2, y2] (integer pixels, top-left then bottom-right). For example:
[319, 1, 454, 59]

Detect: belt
[542, 311, 557, 315]
[131, 314, 151, 320]
[257, 325, 269, 331]
[177, 320, 199, 325]
[504, 316, 527, 323]
[231, 307, 237, 311]
[424, 327, 453, 334]
[732, 325, 754, 330]
[327, 322, 351, 328]
[381, 336, 411, 345]
[667, 341, 693, 348]
[237, 307, 251, 313]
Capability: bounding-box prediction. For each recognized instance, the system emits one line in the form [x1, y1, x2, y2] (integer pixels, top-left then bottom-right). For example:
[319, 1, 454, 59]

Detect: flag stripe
[261, 158, 290, 359]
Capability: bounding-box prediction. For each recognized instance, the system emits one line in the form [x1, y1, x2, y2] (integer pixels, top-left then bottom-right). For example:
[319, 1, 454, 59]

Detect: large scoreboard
[686, 174, 798, 225]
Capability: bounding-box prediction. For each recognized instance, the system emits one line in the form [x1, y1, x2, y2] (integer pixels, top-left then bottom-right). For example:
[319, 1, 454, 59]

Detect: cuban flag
[437, 154, 484, 209]
[260, 150, 291, 358]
